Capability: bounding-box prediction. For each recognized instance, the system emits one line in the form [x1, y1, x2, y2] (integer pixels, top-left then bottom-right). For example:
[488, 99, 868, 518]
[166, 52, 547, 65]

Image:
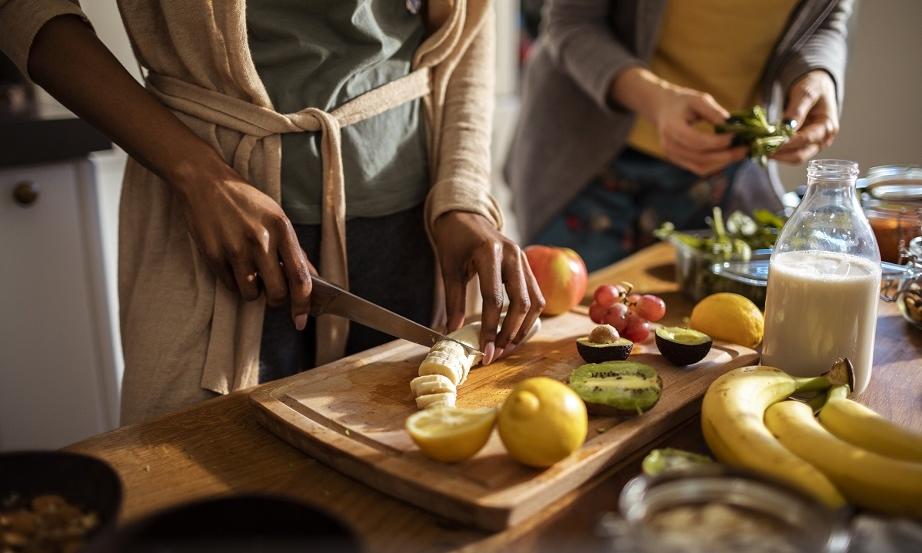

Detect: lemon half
[406, 406, 497, 462]
[690, 292, 764, 347]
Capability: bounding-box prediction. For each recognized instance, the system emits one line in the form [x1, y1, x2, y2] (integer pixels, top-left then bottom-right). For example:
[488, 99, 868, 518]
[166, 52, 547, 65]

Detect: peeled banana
[700, 365, 846, 508]
[818, 386, 922, 464]
[766, 400, 922, 518]
[411, 319, 541, 410]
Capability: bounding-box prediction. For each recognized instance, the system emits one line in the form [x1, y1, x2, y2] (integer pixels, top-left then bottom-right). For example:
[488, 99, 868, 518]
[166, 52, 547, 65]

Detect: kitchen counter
[66, 242, 922, 552]
[0, 103, 111, 167]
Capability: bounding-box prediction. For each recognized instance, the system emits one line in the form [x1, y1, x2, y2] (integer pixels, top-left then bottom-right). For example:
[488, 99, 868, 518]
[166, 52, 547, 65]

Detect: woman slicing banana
[0, 0, 543, 424]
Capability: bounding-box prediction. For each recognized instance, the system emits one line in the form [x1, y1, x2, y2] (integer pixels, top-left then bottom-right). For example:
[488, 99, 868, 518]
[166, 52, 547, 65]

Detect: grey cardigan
[505, 0, 854, 242]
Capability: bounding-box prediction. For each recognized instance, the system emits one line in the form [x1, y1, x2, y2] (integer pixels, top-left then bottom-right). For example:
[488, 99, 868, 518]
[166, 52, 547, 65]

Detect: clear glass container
[761, 160, 881, 393]
[599, 466, 850, 553]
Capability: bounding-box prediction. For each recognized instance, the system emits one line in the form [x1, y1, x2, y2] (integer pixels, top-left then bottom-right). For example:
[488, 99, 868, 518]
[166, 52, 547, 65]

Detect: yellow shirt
[627, 0, 798, 159]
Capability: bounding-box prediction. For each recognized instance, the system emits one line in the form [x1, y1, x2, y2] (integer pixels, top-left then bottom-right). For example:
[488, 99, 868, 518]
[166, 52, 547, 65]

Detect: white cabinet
[0, 160, 120, 450]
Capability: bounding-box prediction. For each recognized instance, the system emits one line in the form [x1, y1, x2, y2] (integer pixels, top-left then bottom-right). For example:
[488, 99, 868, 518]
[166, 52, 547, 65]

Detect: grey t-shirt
[247, 0, 429, 224]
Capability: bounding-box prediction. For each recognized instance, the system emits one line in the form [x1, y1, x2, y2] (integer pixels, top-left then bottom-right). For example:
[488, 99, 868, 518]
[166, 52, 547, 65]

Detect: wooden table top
[67, 242, 922, 552]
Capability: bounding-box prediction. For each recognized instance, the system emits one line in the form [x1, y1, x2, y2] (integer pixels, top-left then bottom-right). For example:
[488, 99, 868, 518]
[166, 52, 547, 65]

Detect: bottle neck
[803, 176, 858, 202]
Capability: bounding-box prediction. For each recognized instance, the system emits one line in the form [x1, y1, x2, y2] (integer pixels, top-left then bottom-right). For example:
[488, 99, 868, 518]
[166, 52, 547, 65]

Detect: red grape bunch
[588, 283, 666, 343]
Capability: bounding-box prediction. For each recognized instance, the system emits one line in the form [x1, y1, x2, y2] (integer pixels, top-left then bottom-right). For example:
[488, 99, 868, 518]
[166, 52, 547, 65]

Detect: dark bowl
[86, 494, 362, 553]
[0, 450, 123, 539]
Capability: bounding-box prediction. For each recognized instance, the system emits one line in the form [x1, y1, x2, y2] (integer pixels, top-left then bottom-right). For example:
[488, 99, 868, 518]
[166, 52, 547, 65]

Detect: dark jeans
[259, 203, 435, 382]
[532, 148, 741, 272]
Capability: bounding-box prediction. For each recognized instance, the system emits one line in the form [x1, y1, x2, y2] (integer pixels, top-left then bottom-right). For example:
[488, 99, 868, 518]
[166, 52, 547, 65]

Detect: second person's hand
[432, 211, 545, 365]
[611, 67, 747, 176]
[172, 156, 314, 331]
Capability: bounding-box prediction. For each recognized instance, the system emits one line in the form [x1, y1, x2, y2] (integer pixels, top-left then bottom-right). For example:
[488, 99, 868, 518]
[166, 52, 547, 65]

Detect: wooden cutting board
[250, 310, 758, 531]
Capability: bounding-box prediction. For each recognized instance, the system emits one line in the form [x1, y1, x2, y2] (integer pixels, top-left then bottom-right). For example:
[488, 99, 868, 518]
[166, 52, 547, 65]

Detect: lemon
[690, 293, 764, 347]
[406, 406, 496, 462]
[498, 377, 588, 468]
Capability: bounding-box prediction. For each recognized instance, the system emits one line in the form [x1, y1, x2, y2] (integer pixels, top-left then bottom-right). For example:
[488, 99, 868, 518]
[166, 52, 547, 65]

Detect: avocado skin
[575, 337, 633, 363]
[654, 329, 712, 366]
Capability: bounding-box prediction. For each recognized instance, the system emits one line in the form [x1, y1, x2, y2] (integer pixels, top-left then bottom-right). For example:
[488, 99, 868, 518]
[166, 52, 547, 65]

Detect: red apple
[524, 245, 588, 316]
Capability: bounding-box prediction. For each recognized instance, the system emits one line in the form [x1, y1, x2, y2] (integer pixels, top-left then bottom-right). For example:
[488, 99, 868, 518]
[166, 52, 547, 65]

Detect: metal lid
[858, 165, 922, 203]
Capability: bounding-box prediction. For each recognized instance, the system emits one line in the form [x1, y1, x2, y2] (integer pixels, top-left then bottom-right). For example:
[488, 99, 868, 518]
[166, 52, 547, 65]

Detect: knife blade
[308, 276, 483, 356]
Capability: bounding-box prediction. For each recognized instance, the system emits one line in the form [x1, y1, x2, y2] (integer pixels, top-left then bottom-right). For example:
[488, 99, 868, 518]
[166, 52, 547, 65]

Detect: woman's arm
[773, 0, 854, 163]
[541, 0, 642, 112]
[19, 15, 313, 329]
[543, 0, 744, 176]
[428, 8, 544, 364]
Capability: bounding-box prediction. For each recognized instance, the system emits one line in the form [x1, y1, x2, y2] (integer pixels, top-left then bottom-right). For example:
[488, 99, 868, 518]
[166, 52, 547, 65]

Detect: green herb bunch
[716, 106, 797, 166]
[654, 207, 786, 262]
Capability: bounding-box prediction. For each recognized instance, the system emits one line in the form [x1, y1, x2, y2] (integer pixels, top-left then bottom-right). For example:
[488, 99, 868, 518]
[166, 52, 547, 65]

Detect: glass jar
[880, 236, 922, 329]
[860, 165, 922, 262]
[599, 466, 850, 553]
[863, 199, 922, 262]
[761, 160, 881, 393]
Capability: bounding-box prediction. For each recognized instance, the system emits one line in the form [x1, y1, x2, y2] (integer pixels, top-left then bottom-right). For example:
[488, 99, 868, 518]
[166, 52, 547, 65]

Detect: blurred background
[1, 0, 920, 449]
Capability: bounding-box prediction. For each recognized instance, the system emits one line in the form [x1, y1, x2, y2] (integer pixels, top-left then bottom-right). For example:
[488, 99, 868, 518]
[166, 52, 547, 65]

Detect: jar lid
[859, 165, 922, 203]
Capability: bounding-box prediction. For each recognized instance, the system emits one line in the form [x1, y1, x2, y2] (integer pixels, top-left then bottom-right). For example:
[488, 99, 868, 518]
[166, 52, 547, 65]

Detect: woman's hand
[773, 70, 839, 163]
[611, 67, 747, 176]
[173, 159, 314, 331]
[432, 211, 545, 365]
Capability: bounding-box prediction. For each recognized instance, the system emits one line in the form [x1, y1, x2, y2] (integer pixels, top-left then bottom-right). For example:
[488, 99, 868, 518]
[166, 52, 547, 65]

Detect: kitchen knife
[308, 276, 483, 356]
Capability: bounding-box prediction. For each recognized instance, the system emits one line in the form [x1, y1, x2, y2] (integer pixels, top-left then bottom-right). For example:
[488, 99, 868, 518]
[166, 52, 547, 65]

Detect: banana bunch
[410, 319, 541, 410]
[766, 399, 922, 518]
[701, 366, 846, 507]
[702, 364, 922, 517]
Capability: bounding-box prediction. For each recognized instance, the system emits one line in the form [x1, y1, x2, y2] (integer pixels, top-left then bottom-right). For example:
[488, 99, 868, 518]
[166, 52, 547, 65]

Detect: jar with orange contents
[859, 166, 922, 262]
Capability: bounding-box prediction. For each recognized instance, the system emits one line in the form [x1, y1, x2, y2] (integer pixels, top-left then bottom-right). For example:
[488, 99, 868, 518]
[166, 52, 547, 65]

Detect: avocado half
[576, 336, 634, 363]
[568, 361, 662, 416]
[655, 326, 713, 366]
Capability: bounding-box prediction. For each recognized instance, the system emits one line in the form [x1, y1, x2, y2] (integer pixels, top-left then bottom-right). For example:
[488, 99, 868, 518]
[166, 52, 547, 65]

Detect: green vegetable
[653, 207, 783, 262]
[716, 105, 797, 166]
[642, 448, 713, 476]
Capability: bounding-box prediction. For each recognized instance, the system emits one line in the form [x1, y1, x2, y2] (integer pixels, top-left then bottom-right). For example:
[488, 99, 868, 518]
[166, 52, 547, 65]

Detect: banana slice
[418, 345, 469, 385]
[416, 392, 456, 410]
[410, 374, 457, 396]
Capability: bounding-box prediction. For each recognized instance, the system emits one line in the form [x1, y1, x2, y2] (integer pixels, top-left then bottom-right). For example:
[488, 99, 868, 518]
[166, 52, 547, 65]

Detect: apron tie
[147, 69, 430, 364]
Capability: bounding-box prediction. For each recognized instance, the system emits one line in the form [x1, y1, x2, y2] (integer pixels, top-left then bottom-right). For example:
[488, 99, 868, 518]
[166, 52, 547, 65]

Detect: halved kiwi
[655, 326, 713, 366]
[568, 361, 662, 416]
[576, 336, 634, 363]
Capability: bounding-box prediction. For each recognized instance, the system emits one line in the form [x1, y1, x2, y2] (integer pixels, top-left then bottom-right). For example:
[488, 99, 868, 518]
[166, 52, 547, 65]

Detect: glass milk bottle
[762, 160, 881, 393]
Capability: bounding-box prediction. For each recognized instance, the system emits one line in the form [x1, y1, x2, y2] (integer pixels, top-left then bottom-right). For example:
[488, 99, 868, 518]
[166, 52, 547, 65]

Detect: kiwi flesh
[568, 361, 662, 416]
[576, 336, 634, 363]
[655, 326, 712, 366]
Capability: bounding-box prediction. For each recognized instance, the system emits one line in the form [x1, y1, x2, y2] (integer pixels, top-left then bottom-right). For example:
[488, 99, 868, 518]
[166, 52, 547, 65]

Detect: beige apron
[148, 67, 431, 367]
